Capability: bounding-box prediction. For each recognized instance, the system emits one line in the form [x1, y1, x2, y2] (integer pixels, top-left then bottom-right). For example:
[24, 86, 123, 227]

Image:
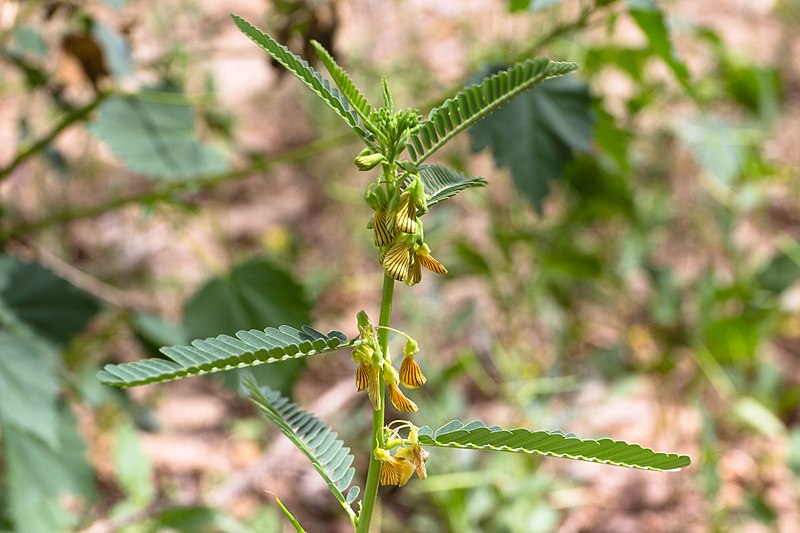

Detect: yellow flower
[375, 448, 403, 486]
[399, 353, 426, 388]
[405, 257, 422, 286]
[394, 192, 417, 234]
[367, 364, 382, 410]
[387, 381, 418, 412]
[355, 362, 370, 391]
[383, 240, 413, 282]
[416, 246, 447, 275]
[383, 365, 418, 412]
[373, 208, 395, 247]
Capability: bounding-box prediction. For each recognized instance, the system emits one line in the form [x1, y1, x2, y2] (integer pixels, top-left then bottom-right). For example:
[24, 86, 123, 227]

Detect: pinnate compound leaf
[232, 14, 371, 143]
[407, 57, 578, 164]
[97, 325, 357, 387]
[414, 164, 487, 208]
[89, 90, 229, 180]
[311, 40, 373, 127]
[183, 258, 315, 394]
[245, 381, 359, 521]
[470, 73, 594, 212]
[418, 420, 691, 471]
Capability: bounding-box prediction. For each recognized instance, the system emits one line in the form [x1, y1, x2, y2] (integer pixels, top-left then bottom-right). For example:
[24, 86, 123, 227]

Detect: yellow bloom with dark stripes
[366, 364, 382, 410]
[355, 362, 370, 391]
[383, 365, 417, 412]
[394, 192, 417, 234]
[372, 208, 394, 247]
[375, 448, 402, 486]
[405, 257, 422, 286]
[383, 240, 413, 281]
[416, 244, 447, 275]
[396, 428, 430, 480]
[399, 353, 426, 388]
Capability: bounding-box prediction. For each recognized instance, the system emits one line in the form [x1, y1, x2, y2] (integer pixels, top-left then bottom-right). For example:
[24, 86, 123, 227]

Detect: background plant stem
[0, 92, 109, 183]
[356, 274, 394, 533]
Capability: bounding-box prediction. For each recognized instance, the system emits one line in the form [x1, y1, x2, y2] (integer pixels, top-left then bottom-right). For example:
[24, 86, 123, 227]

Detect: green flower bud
[354, 153, 386, 171]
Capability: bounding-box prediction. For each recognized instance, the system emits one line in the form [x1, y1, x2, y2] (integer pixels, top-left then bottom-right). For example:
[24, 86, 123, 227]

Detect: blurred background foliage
[0, 0, 799, 531]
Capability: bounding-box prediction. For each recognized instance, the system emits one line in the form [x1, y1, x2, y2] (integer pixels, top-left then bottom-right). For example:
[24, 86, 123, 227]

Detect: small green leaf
[89, 89, 229, 180]
[470, 73, 594, 212]
[419, 420, 691, 471]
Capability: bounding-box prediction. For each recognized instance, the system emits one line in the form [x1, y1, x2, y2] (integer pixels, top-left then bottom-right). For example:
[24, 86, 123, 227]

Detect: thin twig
[30, 245, 154, 311]
[0, 92, 109, 183]
[0, 133, 352, 241]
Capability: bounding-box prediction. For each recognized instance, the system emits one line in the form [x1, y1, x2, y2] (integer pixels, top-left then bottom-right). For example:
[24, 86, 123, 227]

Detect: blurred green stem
[0, 91, 109, 183]
[357, 274, 394, 533]
[0, 133, 351, 241]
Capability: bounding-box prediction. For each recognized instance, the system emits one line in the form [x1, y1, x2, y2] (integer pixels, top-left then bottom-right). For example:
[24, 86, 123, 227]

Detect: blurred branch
[0, 132, 352, 241]
[29, 244, 155, 310]
[0, 91, 109, 183]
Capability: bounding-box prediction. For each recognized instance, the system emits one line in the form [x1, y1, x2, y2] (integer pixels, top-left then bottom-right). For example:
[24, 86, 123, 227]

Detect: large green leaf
[88, 89, 229, 180]
[407, 58, 577, 165]
[231, 14, 371, 143]
[415, 164, 487, 208]
[97, 325, 356, 388]
[470, 73, 594, 212]
[0, 331, 60, 449]
[245, 381, 359, 525]
[418, 420, 691, 471]
[0, 256, 100, 347]
[183, 258, 313, 394]
[4, 407, 96, 533]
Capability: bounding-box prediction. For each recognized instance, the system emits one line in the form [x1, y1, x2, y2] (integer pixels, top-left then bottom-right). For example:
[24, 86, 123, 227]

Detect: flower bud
[354, 153, 386, 171]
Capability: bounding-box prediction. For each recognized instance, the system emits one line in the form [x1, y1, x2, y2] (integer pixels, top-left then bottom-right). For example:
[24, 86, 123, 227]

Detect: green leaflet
[97, 326, 358, 387]
[418, 420, 691, 471]
[414, 164, 487, 209]
[407, 58, 578, 164]
[246, 381, 360, 524]
[311, 40, 374, 128]
[231, 14, 372, 143]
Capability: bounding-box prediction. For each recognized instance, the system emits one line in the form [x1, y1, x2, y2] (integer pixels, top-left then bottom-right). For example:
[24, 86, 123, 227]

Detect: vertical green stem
[356, 274, 395, 533]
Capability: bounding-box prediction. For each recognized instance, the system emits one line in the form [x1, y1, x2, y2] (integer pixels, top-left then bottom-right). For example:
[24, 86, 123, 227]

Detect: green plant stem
[0, 133, 351, 241]
[357, 274, 394, 533]
[0, 92, 109, 184]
